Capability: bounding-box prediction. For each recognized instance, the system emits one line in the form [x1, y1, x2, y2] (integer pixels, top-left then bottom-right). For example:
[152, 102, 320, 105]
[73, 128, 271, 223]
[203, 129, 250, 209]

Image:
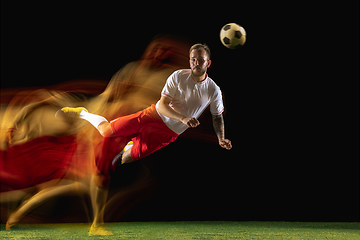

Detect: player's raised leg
[56, 107, 114, 137]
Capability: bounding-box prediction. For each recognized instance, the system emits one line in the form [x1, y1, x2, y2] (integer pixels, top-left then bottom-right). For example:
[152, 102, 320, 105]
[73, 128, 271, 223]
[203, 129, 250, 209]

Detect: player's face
[189, 49, 211, 77]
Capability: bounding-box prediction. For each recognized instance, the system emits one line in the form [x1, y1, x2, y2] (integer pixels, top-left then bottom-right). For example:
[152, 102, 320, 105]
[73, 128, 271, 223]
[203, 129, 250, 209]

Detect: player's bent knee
[98, 122, 114, 137]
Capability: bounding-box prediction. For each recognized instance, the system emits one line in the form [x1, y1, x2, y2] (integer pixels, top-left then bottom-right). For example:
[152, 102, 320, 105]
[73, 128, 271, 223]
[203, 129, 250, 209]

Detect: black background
[1, 2, 359, 222]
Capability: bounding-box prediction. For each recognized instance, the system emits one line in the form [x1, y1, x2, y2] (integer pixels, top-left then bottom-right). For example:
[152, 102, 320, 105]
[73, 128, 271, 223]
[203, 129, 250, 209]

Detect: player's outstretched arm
[158, 96, 200, 128]
[212, 114, 232, 150]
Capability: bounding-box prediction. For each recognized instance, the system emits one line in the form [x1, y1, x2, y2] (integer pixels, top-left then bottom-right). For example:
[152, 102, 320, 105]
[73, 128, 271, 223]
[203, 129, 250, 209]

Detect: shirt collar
[191, 73, 208, 84]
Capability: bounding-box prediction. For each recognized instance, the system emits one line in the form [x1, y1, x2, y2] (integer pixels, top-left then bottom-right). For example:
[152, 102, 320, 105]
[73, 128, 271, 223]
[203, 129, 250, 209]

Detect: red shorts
[110, 104, 179, 161]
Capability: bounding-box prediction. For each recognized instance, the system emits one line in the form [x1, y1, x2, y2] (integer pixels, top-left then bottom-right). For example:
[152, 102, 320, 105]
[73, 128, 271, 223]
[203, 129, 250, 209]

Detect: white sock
[124, 142, 133, 152]
[79, 110, 108, 129]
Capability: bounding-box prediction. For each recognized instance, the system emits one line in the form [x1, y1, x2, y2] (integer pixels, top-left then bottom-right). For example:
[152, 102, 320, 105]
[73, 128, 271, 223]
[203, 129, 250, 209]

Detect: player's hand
[219, 139, 232, 150]
[181, 117, 200, 128]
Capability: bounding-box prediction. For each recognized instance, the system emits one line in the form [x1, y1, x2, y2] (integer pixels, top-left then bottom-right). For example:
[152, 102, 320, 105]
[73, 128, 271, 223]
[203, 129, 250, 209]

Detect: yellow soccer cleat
[55, 107, 88, 118]
[89, 225, 113, 236]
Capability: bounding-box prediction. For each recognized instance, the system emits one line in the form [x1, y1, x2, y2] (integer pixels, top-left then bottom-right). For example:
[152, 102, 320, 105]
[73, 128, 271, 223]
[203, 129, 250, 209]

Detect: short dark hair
[189, 43, 211, 59]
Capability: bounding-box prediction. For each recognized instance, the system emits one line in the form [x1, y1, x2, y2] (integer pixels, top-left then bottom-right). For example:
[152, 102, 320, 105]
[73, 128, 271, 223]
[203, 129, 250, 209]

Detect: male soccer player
[58, 43, 232, 235]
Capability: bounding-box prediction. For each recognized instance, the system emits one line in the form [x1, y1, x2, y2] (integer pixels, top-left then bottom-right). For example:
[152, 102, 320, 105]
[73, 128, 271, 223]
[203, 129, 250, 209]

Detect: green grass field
[1, 221, 359, 239]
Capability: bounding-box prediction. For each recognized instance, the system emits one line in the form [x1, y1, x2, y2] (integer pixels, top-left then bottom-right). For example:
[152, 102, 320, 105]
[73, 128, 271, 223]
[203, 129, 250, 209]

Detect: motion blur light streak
[0, 35, 221, 228]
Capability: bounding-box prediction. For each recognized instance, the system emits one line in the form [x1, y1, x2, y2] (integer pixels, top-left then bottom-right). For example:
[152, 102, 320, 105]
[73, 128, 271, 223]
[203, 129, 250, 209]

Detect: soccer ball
[220, 23, 246, 49]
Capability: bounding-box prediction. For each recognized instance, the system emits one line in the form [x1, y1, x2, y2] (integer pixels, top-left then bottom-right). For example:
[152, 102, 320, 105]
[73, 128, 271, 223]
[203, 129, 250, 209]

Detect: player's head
[189, 43, 211, 77]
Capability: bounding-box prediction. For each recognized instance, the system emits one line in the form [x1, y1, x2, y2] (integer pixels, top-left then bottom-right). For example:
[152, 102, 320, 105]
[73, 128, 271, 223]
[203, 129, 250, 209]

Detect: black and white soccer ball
[220, 23, 246, 49]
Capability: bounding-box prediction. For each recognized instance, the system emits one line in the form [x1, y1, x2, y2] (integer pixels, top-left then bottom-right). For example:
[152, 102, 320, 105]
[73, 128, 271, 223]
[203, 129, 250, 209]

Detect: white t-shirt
[155, 69, 224, 135]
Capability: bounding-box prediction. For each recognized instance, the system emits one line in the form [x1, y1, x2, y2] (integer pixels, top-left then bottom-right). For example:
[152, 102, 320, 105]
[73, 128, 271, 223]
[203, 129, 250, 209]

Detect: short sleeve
[161, 71, 178, 100]
[210, 86, 224, 115]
